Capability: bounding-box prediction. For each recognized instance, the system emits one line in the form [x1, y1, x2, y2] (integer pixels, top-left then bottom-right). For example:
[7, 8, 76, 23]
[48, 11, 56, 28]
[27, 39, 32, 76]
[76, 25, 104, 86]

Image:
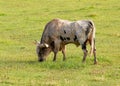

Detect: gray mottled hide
[37, 18, 97, 64]
[41, 19, 94, 45]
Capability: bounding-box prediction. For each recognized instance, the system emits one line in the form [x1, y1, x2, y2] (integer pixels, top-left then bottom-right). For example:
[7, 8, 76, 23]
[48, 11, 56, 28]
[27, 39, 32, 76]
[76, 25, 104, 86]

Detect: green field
[0, 0, 120, 86]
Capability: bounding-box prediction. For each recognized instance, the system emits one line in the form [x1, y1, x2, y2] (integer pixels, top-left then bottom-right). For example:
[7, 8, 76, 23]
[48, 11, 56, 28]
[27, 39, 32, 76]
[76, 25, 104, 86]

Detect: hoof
[63, 58, 66, 61]
[94, 61, 97, 65]
[82, 60, 86, 64]
[38, 59, 44, 62]
[53, 59, 56, 62]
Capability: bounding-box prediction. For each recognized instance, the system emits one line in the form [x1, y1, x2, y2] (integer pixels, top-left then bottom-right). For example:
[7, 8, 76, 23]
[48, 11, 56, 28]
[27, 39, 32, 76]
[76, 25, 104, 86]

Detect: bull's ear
[40, 43, 49, 48]
[38, 43, 49, 48]
[34, 40, 38, 44]
[34, 40, 41, 46]
[39, 44, 44, 48]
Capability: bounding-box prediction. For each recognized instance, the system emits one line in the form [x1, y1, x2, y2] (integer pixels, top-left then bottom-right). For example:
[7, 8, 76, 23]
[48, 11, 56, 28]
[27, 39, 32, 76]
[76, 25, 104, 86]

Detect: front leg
[62, 45, 66, 61]
[52, 40, 60, 61]
[53, 51, 57, 61]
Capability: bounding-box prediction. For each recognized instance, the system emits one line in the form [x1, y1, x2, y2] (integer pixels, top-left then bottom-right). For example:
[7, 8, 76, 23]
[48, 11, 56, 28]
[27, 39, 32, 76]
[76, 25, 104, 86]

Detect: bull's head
[35, 41, 51, 62]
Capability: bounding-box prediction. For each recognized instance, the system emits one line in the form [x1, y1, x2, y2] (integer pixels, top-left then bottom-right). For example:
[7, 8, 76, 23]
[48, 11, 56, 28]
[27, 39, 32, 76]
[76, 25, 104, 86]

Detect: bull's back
[41, 19, 93, 45]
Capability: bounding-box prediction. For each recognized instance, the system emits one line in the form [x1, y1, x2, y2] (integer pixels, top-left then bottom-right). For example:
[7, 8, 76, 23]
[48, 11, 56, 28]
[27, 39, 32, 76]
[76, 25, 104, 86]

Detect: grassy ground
[0, 0, 120, 86]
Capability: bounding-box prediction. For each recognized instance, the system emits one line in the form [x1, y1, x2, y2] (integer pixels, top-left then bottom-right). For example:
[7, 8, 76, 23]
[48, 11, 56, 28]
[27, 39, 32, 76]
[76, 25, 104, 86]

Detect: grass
[0, 0, 120, 86]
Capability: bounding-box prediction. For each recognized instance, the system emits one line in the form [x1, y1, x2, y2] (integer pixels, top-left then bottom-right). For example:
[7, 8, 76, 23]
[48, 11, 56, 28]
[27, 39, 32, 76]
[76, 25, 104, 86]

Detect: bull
[36, 18, 97, 64]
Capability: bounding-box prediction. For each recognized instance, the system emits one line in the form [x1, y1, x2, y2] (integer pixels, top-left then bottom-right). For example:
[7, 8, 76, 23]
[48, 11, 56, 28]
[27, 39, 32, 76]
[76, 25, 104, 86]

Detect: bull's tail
[90, 21, 96, 56]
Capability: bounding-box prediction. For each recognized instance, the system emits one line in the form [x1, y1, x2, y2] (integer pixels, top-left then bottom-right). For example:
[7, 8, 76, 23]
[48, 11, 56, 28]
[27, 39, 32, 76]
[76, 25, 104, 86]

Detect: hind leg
[82, 43, 88, 63]
[89, 38, 97, 64]
[93, 48, 97, 64]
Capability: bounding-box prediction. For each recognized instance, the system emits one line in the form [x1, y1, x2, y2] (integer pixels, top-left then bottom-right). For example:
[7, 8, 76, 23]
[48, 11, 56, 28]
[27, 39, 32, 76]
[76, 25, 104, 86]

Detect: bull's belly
[60, 37, 80, 46]
[66, 41, 79, 45]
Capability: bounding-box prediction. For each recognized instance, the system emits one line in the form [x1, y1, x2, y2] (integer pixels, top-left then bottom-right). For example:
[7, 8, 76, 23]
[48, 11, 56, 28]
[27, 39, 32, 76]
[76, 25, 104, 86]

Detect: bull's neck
[40, 39, 45, 44]
[40, 37, 48, 44]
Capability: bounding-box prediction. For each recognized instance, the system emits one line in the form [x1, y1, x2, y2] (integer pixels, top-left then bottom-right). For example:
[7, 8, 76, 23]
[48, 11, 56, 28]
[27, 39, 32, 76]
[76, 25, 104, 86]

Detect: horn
[44, 43, 49, 48]
[39, 43, 49, 48]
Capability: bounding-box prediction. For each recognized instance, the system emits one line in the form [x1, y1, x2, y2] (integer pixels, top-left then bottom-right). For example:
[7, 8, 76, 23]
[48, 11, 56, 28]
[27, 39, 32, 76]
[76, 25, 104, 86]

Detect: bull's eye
[38, 48, 43, 54]
[39, 51, 42, 54]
